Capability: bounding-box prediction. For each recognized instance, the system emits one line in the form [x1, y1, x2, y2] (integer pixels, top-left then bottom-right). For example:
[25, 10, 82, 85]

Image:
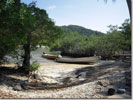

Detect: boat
[42, 54, 59, 59]
[55, 56, 100, 64]
[112, 54, 131, 60]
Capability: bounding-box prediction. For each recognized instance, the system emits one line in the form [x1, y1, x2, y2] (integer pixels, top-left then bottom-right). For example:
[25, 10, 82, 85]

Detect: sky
[21, 0, 129, 33]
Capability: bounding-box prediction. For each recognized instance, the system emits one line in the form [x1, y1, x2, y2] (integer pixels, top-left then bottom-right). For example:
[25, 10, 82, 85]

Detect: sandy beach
[0, 58, 131, 99]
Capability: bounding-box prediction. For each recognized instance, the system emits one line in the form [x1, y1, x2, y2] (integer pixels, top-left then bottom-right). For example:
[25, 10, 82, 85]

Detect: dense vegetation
[0, 0, 63, 72]
[51, 19, 131, 59]
[61, 25, 104, 36]
[0, 0, 131, 73]
[51, 25, 104, 57]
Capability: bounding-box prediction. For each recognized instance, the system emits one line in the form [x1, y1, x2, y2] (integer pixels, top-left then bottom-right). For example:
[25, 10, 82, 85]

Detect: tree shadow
[26, 61, 130, 90]
[0, 66, 29, 88]
[0, 60, 131, 97]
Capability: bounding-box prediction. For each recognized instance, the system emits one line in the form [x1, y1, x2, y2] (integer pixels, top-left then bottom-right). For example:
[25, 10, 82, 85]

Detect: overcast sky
[21, 0, 129, 33]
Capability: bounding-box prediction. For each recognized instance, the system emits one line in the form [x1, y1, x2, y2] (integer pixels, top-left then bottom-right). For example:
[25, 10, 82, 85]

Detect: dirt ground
[0, 60, 131, 99]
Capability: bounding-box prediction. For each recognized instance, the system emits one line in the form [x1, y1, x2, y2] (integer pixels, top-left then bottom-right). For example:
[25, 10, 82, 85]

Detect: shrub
[24, 61, 40, 72]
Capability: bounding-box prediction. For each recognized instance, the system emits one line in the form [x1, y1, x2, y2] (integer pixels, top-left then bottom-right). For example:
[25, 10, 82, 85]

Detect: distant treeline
[51, 20, 131, 59]
[61, 25, 104, 36]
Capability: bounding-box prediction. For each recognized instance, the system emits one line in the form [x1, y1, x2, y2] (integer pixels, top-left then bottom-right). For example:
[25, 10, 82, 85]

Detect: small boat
[42, 54, 59, 59]
[55, 56, 100, 64]
[42, 54, 62, 59]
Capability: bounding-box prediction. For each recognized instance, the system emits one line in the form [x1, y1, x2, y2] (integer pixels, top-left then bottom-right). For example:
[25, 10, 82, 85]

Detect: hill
[60, 25, 104, 36]
[51, 25, 105, 57]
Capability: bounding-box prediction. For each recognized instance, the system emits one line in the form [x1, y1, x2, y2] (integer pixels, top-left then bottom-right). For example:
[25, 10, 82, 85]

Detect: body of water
[31, 48, 57, 64]
[5, 48, 57, 64]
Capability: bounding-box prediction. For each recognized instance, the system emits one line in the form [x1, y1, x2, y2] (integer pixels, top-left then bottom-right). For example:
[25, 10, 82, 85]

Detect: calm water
[5, 48, 57, 64]
[31, 48, 57, 64]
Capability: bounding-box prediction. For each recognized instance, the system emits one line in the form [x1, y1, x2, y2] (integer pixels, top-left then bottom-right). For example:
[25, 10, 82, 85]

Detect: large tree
[0, 0, 63, 72]
[20, 2, 63, 71]
[0, 0, 24, 62]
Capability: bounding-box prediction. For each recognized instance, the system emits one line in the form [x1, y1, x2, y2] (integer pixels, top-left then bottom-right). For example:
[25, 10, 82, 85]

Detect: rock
[76, 72, 86, 78]
[97, 81, 108, 87]
[117, 89, 126, 94]
[33, 74, 41, 80]
[23, 80, 29, 85]
[21, 84, 28, 90]
[33, 74, 38, 79]
[108, 88, 116, 95]
[63, 77, 74, 83]
[97, 81, 103, 86]
[13, 84, 22, 91]
[42, 77, 59, 84]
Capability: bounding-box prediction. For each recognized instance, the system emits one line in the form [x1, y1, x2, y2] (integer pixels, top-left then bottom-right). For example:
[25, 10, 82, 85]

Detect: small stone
[33, 74, 41, 80]
[21, 84, 29, 90]
[63, 77, 74, 83]
[23, 80, 29, 84]
[13, 84, 22, 91]
[97, 81, 103, 86]
[108, 88, 116, 95]
[76, 72, 86, 78]
[117, 89, 126, 94]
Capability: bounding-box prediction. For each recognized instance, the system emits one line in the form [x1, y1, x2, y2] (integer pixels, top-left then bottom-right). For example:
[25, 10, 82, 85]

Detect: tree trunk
[126, 0, 132, 20]
[23, 32, 31, 70]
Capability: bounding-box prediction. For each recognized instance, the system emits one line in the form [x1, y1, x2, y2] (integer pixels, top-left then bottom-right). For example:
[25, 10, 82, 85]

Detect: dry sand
[0, 60, 131, 99]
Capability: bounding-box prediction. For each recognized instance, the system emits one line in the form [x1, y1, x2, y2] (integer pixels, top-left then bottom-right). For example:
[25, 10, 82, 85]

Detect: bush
[50, 32, 99, 57]
[50, 19, 131, 59]
[24, 61, 40, 72]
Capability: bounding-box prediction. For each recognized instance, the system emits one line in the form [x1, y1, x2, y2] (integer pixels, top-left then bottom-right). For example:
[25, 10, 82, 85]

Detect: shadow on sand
[0, 61, 131, 97]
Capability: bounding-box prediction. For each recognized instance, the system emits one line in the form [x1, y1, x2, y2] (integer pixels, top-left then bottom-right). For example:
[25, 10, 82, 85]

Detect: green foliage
[51, 31, 99, 57]
[0, 0, 63, 69]
[24, 61, 40, 72]
[21, 2, 63, 68]
[0, 0, 23, 61]
[95, 32, 123, 59]
[119, 19, 131, 50]
[51, 19, 131, 59]
[95, 19, 131, 59]
[50, 25, 104, 57]
[0, 0, 131, 66]
[19, 2, 63, 48]
[61, 25, 104, 36]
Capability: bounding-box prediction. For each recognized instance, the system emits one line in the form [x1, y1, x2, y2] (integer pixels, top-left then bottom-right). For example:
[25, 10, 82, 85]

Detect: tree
[0, 0, 24, 63]
[96, 30, 124, 59]
[20, 2, 63, 71]
[51, 30, 100, 57]
[0, 0, 63, 72]
[95, 19, 131, 59]
[120, 19, 131, 50]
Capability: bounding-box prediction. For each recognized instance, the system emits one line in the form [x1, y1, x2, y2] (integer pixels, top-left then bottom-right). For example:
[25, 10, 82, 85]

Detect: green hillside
[60, 25, 104, 36]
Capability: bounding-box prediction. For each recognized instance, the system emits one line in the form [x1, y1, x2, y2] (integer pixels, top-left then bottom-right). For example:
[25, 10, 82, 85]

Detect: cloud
[47, 5, 56, 10]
